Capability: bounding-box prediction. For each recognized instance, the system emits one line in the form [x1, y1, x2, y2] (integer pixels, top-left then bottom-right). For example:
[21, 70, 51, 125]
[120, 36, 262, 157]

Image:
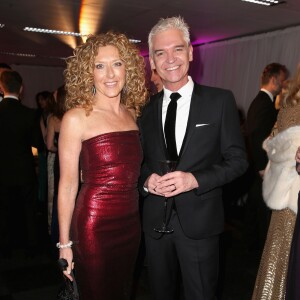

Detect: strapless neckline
[82, 130, 139, 144]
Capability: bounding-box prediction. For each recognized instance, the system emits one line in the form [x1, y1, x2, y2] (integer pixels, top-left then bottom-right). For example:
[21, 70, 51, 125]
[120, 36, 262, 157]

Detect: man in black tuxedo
[245, 62, 288, 253]
[0, 70, 38, 257]
[138, 16, 248, 300]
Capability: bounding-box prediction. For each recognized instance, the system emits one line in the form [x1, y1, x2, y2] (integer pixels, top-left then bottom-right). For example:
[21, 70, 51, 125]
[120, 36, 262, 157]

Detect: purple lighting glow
[191, 35, 228, 47]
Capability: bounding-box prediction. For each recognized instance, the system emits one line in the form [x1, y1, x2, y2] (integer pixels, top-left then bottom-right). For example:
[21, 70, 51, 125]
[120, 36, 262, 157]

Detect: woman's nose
[106, 65, 115, 78]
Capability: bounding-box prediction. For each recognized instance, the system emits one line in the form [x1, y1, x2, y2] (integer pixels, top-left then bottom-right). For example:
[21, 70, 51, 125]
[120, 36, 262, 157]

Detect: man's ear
[19, 85, 24, 96]
[189, 45, 193, 62]
[149, 57, 155, 70]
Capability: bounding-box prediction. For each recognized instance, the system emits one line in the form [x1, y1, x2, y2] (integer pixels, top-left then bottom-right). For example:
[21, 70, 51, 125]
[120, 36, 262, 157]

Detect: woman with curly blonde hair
[57, 31, 148, 299]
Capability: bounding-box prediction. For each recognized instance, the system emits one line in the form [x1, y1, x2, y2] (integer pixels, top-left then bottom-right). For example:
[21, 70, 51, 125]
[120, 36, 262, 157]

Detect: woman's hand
[59, 247, 74, 281]
[144, 173, 163, 195]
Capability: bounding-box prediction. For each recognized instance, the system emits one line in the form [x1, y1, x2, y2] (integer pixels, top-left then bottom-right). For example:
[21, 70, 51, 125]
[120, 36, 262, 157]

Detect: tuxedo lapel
[154, 92, 168, 159]
[178, 84, 202, 160]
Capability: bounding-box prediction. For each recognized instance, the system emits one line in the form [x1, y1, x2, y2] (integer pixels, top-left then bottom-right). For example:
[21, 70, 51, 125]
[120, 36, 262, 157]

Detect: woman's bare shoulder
[63, 107, 87, 121]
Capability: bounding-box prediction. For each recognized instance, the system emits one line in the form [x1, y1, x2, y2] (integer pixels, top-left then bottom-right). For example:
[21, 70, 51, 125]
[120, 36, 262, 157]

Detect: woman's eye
[95, 64, 104, 69]
[114, 61, 123, 67]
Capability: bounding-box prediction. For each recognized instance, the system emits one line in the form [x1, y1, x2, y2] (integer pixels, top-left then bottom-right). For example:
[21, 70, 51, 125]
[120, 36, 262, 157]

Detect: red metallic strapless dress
[71, 130, 142, 300]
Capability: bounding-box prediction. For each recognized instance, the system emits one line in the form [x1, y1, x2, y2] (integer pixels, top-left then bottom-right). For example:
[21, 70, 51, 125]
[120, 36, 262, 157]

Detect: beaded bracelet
[56, 240, 73, 249]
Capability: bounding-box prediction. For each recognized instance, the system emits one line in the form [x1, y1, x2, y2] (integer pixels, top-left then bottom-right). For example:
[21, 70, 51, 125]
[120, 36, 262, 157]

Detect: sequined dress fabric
[71, 131, 142, 300]
[252, 104, 300, 300]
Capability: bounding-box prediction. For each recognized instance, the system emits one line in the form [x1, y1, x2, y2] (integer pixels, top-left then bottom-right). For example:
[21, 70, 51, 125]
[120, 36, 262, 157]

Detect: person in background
[0, 70, 38, 258]
[0, 63, 11, 102]
[252, 65, 300, 299]
[35, 91, 54, 204]
[45, 92, 57, 235]
[57, 32, 148, 299]
[245, 62, 288, 255]
[46, 85, 66, 249]
[138, 16, 248, 300]
[150, 69, 163, 93]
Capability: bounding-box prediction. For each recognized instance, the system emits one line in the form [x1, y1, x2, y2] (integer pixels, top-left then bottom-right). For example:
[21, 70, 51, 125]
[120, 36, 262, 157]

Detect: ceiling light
[241, 0, 286, 5]
[24, 27, 85, 37]
[129, 39, 141, 44]
[23, 26, 141, 43]
[0, 51, 36, 57]
[0, 24, 5, 28]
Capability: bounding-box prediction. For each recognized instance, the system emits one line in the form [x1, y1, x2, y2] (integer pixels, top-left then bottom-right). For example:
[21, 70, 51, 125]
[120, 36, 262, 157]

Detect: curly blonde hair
[64, 31, 148, 116]
[283, 66, 300, 107]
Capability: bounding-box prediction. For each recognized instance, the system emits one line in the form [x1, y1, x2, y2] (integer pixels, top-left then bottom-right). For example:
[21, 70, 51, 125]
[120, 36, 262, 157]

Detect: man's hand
[155, 171, 199, 198]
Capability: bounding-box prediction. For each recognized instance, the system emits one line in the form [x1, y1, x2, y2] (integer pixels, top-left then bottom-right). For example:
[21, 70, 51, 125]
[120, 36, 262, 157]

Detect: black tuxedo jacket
[0, 98, 38, 186]
[246, 90, 277, 172]
[139, 83, 248, 239]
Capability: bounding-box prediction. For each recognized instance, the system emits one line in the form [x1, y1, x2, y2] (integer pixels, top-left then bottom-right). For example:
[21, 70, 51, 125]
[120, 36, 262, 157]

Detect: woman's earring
[92, 85, 96, 96]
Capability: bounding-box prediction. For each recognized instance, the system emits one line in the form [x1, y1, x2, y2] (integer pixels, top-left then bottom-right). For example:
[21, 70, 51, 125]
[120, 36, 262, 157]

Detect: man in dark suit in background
[138, 16, 248, 300]
[245, 62, 288, 254]
[0, 70, 38, 257]
[0, 63, 11, 102]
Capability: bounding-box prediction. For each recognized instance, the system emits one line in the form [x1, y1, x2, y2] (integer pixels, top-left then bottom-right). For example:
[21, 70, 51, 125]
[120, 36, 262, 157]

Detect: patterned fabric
[252, 102, 300, 299]
[252, 209, 296, 300]
[47, 152, 56, 234]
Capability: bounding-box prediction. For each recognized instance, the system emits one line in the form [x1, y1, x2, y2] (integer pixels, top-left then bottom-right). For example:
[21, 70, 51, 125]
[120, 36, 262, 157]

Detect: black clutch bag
[57, 258, 79, 300]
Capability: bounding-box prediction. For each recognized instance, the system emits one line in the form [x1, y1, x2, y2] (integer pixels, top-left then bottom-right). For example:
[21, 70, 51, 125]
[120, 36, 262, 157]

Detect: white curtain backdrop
[190, 25, 300, 116]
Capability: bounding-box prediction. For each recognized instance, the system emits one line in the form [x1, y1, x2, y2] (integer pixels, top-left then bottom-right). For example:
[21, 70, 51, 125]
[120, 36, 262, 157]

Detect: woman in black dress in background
[46, 85, 66, 245]
[57, 32, 148, 299]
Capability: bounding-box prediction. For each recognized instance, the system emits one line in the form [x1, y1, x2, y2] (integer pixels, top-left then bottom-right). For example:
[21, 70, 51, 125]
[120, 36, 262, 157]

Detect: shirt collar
[163, 76, 194, 101]
[3, 95, 19, 101]
[260, 88, 274, 102]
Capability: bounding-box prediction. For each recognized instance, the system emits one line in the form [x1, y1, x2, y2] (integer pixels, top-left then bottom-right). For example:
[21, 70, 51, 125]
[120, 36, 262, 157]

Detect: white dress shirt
[162, 76, 194, 154]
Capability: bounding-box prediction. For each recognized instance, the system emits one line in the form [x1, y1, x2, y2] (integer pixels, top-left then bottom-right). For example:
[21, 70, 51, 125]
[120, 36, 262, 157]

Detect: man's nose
[166, 51, 176, 64]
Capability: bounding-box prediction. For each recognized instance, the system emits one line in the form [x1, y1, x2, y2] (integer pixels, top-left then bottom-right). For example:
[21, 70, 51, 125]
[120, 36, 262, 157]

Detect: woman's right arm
[57, 109, 84, 280]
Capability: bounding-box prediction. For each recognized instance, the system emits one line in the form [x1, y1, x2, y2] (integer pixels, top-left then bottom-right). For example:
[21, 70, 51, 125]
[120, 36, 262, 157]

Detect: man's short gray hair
[148, 16, 190, 57]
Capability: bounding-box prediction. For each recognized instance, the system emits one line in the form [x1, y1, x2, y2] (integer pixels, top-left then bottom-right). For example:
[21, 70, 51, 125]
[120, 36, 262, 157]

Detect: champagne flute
[154, 160, 177, 233]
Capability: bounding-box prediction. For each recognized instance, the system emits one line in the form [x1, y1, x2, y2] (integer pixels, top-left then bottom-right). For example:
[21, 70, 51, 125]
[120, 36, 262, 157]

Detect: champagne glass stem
[162, 198, 168, 230]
